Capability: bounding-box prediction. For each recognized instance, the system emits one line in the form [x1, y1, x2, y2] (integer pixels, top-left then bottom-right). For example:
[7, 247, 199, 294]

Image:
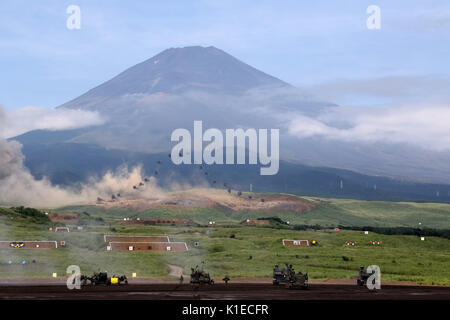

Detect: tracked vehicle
[357, 266, 375, 286]
[273, 264, 308, 289]
[190, 265, 214, 285]
[272, 264, 289, 285]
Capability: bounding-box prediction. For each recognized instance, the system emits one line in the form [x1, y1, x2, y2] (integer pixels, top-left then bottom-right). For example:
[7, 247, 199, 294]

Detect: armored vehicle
[357, 266, 375, 286]
[190, 265, 214, 285]
[286, 266, 308, 289]
[272, 264, 289, 285]
[273, 264, 308, 289]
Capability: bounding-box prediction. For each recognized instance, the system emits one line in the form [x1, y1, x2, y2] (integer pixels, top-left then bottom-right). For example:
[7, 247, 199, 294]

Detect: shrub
[210, 245, 225, 253]
[342, 256, 352, 262]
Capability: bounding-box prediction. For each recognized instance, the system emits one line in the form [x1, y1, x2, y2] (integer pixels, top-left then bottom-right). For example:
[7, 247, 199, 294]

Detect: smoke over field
[0, 129, 166, 207]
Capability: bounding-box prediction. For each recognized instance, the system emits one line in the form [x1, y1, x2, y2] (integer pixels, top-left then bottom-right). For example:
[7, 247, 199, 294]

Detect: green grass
[307, 198, 450, 229]
[0, 221, 449, 285]
[1, 193, 449, 285]
[56, 195, 450, 229]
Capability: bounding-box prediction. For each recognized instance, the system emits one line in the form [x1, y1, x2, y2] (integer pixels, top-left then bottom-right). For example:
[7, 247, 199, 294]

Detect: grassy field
[1, 193, 449, 285]
[1, 222, 449, 285]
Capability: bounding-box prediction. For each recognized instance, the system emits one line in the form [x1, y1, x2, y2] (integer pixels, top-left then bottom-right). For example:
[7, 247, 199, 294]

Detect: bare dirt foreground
[0, 283, 449, 300]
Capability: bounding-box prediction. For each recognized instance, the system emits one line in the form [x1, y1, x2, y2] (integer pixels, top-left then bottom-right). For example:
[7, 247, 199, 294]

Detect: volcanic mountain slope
[9, 46, 450, 192]
[43, 46, 332, 153]
[59, 46, 291, 111]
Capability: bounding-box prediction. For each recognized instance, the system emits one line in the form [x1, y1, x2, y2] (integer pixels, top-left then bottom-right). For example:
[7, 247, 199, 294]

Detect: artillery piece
[357, 266, 375, 286]
[273, 263, 308, 289]
[190, 264, 214, 285]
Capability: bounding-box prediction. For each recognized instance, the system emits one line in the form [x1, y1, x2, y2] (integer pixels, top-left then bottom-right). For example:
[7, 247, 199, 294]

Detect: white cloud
[0, 106, 105, 139]
[288, 105, 450, 151]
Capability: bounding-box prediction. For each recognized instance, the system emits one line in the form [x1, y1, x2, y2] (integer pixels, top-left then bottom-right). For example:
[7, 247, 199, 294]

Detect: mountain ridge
[58, 46, 290, 111]
[10, 46, 450, 187]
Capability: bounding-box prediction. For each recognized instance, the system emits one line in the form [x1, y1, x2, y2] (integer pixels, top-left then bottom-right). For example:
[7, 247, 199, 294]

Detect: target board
[109, 241, 188, 252]
[0, 241, 58, 249]
[282, 239, 309, 247]
[104, 235, 170, 243]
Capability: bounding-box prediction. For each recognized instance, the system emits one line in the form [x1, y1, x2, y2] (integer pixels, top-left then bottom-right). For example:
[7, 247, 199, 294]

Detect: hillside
[56, 189, 450, 229]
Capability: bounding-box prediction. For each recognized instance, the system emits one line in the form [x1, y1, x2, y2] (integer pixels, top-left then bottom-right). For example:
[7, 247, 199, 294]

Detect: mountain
[45, 46, 333, 154]
[9, 46, 450, 194]
[59, 46, 290, 111]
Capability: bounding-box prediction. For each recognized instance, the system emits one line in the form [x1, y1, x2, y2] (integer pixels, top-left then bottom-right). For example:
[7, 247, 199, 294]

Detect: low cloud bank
[288, 104, 450, 151]
[0, 105, 105, 139]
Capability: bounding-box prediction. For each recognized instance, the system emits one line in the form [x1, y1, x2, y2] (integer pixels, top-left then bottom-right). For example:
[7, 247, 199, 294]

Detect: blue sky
[1, 0, 450, 110]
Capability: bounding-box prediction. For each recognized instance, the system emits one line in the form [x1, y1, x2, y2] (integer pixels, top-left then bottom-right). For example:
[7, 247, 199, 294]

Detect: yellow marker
[132, 273, 137, 278]
[110, 277, 119, 284]
[52, 273, 57, 278]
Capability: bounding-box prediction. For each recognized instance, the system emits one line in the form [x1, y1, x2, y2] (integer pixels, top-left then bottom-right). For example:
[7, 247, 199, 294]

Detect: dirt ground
[96, 189, 315, 212]
[168, 265, 188, 278]
[0, 283, 448, 300]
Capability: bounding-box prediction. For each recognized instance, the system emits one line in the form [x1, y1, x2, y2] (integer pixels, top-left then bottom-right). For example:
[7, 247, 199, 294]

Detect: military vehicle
[80, 272, 128, 286]
[190, 265, 214, 285]
[286, 266, 308, 289]
[357, 266, 375, 286]
[272, 264, 289, 285]
[273, 264, 308, 289]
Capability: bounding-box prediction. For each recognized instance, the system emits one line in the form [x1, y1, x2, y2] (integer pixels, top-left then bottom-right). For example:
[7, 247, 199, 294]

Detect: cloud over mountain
[288, 104, 450, 151]
[7, 46, 450, 183]
[0, 105, 105, 139]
